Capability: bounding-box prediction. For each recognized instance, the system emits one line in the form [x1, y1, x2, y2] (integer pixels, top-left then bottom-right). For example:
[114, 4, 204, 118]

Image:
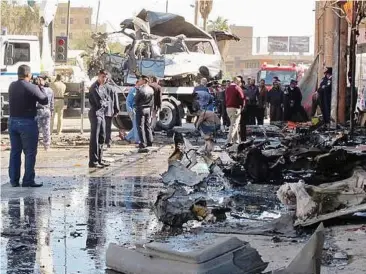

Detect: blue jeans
[125, 111, 140, 143]
[8, 117, 39, 186]
[199, 124, 220, 135]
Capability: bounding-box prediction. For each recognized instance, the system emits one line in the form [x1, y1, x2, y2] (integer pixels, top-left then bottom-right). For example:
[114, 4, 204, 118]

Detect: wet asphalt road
[1, 143, 171, 274]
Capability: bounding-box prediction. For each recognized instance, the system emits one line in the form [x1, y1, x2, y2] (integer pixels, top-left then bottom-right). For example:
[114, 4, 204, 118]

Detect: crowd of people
[88, 70, 162, 168]
[7, 65, 68, 187]
[7, 64, 333, 186]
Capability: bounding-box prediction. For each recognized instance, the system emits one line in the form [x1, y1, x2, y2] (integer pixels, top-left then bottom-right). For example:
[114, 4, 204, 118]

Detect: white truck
[90, 9, 239, 131]
[0, 33, 42, 131]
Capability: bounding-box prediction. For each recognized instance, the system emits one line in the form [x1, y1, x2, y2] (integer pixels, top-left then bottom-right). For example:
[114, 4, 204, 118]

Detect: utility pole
[349, 1, 358, 136]
[66, 0, 71, 39]
[95, 0, 101, 32]
[194, 0, 199, 26]
[165, 0, 169, 13]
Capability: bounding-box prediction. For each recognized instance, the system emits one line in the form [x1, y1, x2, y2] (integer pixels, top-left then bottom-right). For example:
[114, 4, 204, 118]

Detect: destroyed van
[88, 10, 239, 130]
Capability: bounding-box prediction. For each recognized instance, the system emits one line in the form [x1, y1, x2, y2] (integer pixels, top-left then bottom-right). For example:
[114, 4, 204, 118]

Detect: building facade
[53, 3, 106, 46]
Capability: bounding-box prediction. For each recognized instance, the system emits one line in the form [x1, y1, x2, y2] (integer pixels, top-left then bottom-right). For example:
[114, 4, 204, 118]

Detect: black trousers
[319, 90, 332, 124]
[246, 105, 257, 125]
[105, 116, 112, 145]
[136, 107, 153, 148]
[270, 105, 283, 122]
[239, 109, 247, 142]
[89, 112, 105, 165]
[257, 107, 265, 125]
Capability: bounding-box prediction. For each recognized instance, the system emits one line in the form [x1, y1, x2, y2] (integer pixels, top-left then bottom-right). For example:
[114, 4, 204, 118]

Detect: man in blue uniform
[318, 67, 332, 126]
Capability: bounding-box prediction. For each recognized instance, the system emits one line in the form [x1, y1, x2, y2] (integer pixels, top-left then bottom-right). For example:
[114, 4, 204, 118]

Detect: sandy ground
[0, 119, 366, 274]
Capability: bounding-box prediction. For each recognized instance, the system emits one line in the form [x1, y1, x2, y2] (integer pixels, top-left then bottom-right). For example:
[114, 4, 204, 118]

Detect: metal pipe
[331, 10, 340, 127]
[66, 0, 70, 39]
[166, 0, 169, 13]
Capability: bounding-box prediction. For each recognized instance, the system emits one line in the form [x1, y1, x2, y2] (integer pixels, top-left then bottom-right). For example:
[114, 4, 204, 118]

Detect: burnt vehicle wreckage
[86, 9, 239, 131]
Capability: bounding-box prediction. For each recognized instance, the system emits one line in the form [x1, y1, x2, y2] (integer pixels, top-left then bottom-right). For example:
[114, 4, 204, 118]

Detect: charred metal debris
[153, 124, 366, 229]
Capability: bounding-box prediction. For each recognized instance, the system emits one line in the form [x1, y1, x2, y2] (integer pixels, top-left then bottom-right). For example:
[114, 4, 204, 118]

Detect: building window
[6, 42, 30, 65]
[69, 33, 73, 39]
[70, 18, 74, 24]
[61, 17, 66, 24]
[84, 17, 90, 24]
[60, 32, 66, 36]
[32, 32, 38, 36]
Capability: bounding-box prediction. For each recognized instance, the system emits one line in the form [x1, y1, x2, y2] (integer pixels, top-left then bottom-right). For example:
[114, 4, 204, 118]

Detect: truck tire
[1, 121, 8, 132]
[157, 101, 177, 130]
[113, 115, 132, 131]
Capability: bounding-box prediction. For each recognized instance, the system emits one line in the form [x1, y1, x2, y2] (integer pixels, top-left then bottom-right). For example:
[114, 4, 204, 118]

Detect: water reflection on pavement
[1, 176, 163, 274]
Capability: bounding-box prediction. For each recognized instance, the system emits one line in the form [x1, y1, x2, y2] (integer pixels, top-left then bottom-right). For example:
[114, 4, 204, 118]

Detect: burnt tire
[244, 148, 269, 182]
[157, 101, 177, 131]
[113, 115, 132, 131]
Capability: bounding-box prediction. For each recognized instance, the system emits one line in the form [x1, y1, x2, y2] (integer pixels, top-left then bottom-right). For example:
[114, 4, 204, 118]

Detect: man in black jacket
[88, 69, 111, 168]
[149, 76, 162, 132]
[283, 79, 303, 122]
[104, 78, 120, 148]
[135, 75, 154, 152]
[267, 80, 284, 122]
[8, 65, 48, 187]
[318, 67, 332, 126]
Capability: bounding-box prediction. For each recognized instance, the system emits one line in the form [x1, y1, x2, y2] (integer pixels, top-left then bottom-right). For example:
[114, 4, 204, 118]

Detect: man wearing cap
[318, 67, 332, 126]
[88, 69, 111, 168]
[283, 79, 303, 122]
[267, 79, 284, 122]
[50, 74, 66, 135]
[135, 75, 154, 153]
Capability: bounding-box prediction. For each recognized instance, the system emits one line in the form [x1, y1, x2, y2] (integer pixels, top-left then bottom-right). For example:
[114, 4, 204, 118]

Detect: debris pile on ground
[277, 167, 366, 226]
[220, 125, 366, 185]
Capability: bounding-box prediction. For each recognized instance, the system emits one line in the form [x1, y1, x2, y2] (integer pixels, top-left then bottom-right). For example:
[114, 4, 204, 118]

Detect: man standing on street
[225, 77, 245, 147]
[267, 79, 284, 122]
[104, 78, 120, 148]
[8, 65, 48, 187]
[135, 75, 154, 153]
[257, 79, 267, 125]
[50, 74, 66, 135]
[88, 69, 110, 168]
[245, 79, 260, 125]
[149, 76, 162, 132]
[318, 67, 332, 126]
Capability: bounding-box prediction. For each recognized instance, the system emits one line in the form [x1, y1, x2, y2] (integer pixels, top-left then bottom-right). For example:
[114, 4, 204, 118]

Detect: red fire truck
[257, 63, 308, 90]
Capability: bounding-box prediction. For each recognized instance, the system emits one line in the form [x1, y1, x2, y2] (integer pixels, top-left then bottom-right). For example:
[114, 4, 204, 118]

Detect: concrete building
[224, 25, 253, 76]
[53, 3, 106, 45]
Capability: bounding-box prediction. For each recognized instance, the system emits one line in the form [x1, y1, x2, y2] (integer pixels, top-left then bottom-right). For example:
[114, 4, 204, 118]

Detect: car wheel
[113, 115, 132, 131]
[157, 101, 177, 130]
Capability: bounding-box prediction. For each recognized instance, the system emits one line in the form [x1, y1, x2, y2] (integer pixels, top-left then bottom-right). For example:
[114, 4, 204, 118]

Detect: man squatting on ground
[88, 69, 113, 168]
[8, 65, 48, 187]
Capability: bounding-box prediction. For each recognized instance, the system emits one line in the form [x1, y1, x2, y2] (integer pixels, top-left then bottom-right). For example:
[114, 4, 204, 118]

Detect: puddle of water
[1, 176, 163, 274]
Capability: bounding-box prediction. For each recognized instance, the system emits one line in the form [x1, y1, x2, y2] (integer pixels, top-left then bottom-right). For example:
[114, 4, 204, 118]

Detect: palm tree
[207, 16, 229, 32]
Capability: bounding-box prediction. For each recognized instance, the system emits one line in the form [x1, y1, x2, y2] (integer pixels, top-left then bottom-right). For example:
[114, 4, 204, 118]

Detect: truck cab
[0, 34, 41, 131]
